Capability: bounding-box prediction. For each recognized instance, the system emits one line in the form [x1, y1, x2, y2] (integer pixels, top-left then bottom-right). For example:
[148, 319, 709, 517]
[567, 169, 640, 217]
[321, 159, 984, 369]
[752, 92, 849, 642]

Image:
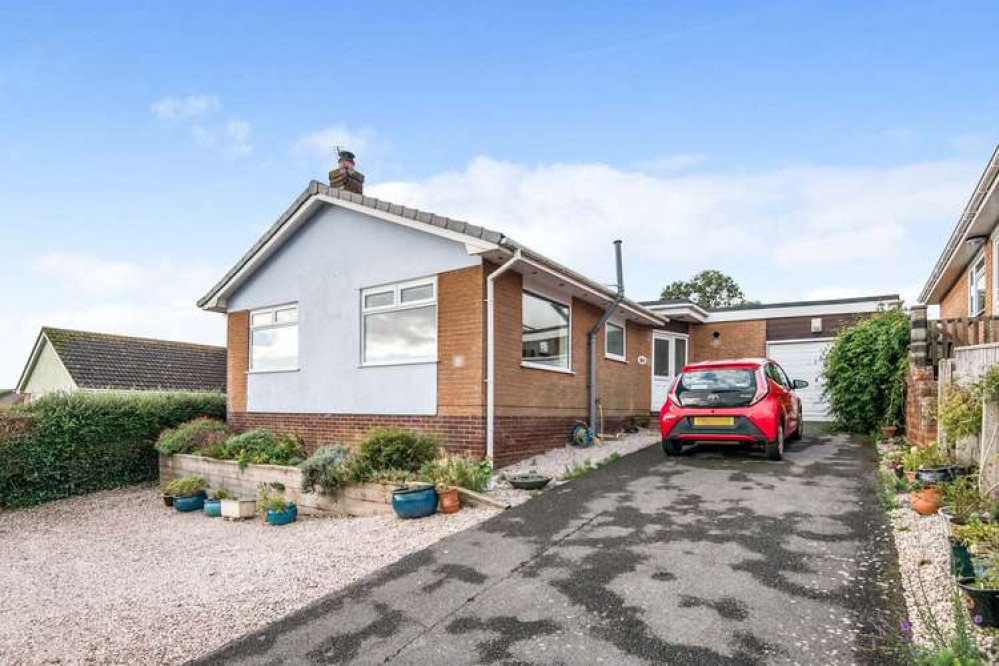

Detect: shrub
[204, 428, 306, 469]
[0, 391, 225, 508]
[942, 475, 984, 523]
[300, 445, 351, 494]
[822, 308, 909, 434]
[210, 489, 235, 500]
[356, 428, 439, 473]
[155, 417, 232, 455]
[938, 384, 983, 442]
[420, 455, 492, 492]
[256, 482, 292, 513]
[164, 476, 207, 497]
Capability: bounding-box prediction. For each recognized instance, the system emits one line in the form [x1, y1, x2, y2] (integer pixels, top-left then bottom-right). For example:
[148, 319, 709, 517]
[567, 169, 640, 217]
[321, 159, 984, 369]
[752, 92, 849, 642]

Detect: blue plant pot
[951, 540, 974, 578]
[266, 503, 297, 526]
[392, 485, 438, 519]
[174, 490, 206, 512]
[203, 499, 222, 517]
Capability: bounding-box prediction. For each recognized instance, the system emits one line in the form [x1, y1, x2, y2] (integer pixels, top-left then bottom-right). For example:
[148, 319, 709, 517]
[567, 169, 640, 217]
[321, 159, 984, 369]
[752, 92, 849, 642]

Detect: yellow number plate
[692, 416, 735, 427]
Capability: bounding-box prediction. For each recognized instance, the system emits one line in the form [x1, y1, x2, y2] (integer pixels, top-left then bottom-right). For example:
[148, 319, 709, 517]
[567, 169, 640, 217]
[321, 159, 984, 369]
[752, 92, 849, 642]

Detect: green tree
[660, 270, 750, 309]
[822, 308, 909, 434]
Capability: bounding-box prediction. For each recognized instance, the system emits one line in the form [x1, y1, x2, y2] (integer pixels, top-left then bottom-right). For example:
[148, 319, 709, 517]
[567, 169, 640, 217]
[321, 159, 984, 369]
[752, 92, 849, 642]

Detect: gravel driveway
[0, 484, 497, 664]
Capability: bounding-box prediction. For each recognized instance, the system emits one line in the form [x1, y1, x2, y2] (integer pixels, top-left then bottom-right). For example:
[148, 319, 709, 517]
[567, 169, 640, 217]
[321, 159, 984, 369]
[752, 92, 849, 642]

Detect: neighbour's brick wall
[227, 311, 249, 413]
[906, 363, 937, 448]
[688, 320, 766, 362]
[437, 264, 486, 416]
[940, 274, 969, 320]
[229, 412, 486, 459]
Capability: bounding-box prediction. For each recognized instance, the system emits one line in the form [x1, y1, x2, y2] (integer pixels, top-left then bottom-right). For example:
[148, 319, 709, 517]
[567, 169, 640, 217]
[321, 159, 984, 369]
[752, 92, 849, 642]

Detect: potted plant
[391, 483, 438, 519]
[901, 443, 957, 485]
[909, 480, 942, 515]
[160, 482, 175, 507]
[940, 475, 984, 529]
[257, 483, 297, 526]
[880, 421, 897, 440]
[165, 476, 208, 512]
[958, 557, 999, 628]
[220, 496, 257, 520]
[204, 490, 234, 518]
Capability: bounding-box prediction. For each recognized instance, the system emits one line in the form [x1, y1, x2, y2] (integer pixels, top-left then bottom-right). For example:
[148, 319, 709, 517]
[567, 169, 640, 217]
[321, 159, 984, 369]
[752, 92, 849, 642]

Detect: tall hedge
[822, 308, 909, 434]
[0, 391, 225, 508]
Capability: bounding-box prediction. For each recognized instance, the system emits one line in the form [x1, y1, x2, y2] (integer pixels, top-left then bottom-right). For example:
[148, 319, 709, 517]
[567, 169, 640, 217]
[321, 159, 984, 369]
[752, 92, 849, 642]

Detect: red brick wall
[437, 265, 486, 416]
[906, 363, 937, 448]
[940, 274, 969, 320]
[227, 311, 249, 413]
[688, 320, 767, 362]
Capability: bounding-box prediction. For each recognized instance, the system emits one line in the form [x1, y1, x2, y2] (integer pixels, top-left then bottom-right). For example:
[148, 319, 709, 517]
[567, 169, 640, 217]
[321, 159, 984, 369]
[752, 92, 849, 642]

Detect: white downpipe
[486, 249, 522, 463]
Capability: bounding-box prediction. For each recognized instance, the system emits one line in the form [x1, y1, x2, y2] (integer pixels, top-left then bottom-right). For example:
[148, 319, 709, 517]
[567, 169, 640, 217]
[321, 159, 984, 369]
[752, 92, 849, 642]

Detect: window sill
[360, 359, 438, 368]
[248, 368, 300, 375]
[605, 354, 627, 364]
[521, 361, 574, 375]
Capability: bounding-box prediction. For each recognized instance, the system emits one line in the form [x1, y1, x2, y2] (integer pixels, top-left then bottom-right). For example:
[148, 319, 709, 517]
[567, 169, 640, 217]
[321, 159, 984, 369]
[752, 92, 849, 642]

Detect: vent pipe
[587, 240, 625, 436]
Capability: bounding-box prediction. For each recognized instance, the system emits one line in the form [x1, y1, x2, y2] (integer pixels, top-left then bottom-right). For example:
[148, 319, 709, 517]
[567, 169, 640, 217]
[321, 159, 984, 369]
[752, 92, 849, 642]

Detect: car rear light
[666, 376, 681, 407]
[749, 368, 769, 405]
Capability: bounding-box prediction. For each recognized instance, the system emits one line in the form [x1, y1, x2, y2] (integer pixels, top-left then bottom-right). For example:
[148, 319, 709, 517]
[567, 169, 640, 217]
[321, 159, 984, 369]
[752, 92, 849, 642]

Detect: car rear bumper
[663, 415, 767, 444]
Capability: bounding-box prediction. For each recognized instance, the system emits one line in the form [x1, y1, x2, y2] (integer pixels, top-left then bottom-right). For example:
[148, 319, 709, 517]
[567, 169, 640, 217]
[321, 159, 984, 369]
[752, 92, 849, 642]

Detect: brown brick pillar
[227, 311, 249, 413]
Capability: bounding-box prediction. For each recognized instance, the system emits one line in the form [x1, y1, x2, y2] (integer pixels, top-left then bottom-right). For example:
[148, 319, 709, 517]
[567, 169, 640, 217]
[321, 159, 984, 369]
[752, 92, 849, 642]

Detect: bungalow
[198, 151, 896, 466]
[15, 327, 226, 400]
[909, 144, 999, 447]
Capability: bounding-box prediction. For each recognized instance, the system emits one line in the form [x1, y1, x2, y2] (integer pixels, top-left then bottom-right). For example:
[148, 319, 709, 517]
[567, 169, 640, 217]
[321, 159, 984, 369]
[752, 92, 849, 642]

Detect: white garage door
[766, 339, 833, 421]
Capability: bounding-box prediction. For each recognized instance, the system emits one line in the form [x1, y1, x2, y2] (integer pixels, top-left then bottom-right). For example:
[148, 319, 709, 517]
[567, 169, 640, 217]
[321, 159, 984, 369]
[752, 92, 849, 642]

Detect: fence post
[909, 304, 928, 366]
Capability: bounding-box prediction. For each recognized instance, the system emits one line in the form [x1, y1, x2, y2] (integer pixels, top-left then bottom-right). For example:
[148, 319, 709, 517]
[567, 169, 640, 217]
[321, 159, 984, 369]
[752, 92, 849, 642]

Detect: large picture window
[522, 290, 570, 370]
[250, 304, 299, 372]
[361, 278, 437, 365]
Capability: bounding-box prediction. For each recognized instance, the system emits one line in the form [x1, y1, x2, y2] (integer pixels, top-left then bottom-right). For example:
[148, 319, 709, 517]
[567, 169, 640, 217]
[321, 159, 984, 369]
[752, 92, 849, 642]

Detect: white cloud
[370, 155, 979, 303]
[1, 255, 224, 387]
[293, 124, 381, 161]
[193, 118, 253, 156]
[635, 153, 706, 173]
[150, 95, 221, 122]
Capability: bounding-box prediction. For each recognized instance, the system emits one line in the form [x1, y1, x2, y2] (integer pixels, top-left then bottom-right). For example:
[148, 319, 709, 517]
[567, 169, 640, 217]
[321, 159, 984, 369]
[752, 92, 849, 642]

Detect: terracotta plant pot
[910, 487, 942, 515]
[881, 426, 897, 439]
[439, 487, 460, 514]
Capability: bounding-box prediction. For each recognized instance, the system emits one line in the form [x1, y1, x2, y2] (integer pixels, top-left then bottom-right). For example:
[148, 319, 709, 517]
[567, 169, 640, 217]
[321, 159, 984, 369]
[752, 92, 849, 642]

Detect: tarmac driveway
[197, 433, 905, 665]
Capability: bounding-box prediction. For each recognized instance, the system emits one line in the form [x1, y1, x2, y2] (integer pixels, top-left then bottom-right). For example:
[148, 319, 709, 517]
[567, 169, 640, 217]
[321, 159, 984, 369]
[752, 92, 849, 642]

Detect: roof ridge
[41, 326, 224, 350]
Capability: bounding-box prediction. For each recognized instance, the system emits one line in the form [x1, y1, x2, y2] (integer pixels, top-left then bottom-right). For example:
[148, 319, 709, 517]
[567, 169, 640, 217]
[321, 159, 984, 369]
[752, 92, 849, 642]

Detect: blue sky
[2, 1, 998, 385]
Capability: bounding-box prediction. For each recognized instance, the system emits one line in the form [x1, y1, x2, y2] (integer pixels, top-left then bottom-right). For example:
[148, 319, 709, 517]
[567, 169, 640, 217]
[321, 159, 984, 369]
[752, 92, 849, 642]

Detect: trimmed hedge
[0, 391, 225, 508]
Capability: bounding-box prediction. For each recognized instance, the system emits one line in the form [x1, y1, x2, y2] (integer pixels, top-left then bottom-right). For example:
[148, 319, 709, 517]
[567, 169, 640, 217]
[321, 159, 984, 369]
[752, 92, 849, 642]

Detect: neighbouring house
[15, 327, 226, 400]
[198, 151, 897, 466]
[910, 144, 999, 448]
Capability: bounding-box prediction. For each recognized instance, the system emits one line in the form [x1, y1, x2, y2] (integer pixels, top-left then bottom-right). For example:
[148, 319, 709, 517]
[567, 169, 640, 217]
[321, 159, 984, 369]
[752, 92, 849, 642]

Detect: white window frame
[604, 320, 627, 362]
[360, 276, 438, 367]
[993, 237, 999, 316]
[969, 251, 987, 316]
[249, 303, 299, 373]
[521, 289, 573, 374]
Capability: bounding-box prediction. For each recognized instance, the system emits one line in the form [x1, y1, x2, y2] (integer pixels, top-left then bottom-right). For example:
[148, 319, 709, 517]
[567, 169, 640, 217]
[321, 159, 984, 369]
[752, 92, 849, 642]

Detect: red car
[659, 358, 807, 461]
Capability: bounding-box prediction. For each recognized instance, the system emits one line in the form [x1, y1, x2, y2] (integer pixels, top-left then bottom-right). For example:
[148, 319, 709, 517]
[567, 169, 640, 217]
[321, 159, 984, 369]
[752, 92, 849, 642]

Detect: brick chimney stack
[329, 147, 364, 195]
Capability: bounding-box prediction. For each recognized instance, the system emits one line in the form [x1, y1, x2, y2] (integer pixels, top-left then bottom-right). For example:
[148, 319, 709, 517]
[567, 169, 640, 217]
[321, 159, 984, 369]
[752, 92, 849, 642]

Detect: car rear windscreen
[676, 369, 758, 407]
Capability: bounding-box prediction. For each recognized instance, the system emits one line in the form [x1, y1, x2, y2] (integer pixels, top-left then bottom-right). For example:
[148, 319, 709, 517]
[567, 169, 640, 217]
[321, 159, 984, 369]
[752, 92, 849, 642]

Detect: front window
[361, 278, 437, 365]
[522, 291, 570, 369]
[250, 304, 299, 371]
[605, 321, 626, 361]
[970, 255, 986, 316]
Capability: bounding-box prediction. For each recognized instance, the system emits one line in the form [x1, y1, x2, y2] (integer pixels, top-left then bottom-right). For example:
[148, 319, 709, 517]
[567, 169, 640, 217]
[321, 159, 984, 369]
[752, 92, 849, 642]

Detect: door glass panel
[673, 339, 687, 374]
[653, 338, 670, 377]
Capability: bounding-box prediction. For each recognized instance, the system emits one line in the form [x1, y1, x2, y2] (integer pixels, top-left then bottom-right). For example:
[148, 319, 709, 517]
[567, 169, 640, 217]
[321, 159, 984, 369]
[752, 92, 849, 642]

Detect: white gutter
[485, 249, 522, 462]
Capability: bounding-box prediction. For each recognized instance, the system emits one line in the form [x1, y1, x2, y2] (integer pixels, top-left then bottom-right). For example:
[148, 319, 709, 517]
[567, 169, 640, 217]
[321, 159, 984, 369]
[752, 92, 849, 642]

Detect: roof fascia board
[644, 303, 709, 322]
[919, 146, 999, 303]
[705, 299, 899, 322]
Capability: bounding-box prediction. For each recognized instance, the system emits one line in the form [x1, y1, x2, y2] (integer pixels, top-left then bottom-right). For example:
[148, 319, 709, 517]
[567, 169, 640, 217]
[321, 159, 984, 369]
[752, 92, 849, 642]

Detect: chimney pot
[329, 147, 364, 194]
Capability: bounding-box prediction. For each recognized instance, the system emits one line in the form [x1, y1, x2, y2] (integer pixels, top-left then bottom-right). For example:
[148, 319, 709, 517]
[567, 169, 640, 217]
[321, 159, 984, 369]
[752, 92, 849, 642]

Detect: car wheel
[766, 424, 785, 461]
[663, 439, 683, 456]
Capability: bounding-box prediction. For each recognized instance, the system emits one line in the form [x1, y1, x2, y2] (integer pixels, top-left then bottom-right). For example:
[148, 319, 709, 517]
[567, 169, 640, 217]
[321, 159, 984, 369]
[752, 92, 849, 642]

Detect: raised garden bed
[159, 454, 395, 517]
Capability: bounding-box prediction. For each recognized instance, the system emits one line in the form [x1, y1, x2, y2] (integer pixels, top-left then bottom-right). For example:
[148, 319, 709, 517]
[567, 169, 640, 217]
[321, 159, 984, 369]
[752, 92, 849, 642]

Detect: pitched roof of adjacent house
[16, 327, 226, 393]
[197, 181, 664, 326]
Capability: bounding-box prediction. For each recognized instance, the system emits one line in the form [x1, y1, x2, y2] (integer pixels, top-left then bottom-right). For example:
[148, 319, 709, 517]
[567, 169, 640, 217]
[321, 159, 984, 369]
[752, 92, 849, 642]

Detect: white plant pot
[220, 498, 256, 519]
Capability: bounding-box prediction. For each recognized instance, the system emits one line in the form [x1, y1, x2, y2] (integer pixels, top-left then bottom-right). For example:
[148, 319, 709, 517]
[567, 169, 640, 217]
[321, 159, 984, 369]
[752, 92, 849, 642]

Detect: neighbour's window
[970, 255, 987, 316]
[605, 321, 626, 361]
[522, 291, 571, 369]
[361, 278, 437, 365]
[250, 304, 299, 371]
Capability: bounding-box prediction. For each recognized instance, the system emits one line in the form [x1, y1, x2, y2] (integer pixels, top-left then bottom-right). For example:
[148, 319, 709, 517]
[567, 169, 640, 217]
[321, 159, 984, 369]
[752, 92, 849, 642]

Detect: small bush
[257, 482, 292, 513]
[0, 391, 225, 508]
[939, 384, 984, 443]
[300, 445, 351, 494]
[822, 308, 909, 434]
[210, 489, 235, 500]
[356, 428, 439, 472]
[421, 455, 492, 492]
[164, 476, 207, 497]
[205, 428, 306, 469]
[155, 417, 232, 455]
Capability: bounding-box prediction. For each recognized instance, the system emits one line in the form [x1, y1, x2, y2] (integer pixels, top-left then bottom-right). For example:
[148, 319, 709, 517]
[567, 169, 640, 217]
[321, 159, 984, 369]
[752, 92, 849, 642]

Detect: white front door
[651, 332, 688, 411]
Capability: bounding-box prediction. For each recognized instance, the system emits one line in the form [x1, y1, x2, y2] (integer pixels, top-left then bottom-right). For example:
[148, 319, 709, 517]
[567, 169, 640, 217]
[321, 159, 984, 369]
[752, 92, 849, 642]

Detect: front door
[651, 332, 688, 411]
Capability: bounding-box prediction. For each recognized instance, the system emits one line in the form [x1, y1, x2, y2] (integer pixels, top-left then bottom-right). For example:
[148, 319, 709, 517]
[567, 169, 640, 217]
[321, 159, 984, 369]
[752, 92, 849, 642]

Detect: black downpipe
[588, 240, 625, 435]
